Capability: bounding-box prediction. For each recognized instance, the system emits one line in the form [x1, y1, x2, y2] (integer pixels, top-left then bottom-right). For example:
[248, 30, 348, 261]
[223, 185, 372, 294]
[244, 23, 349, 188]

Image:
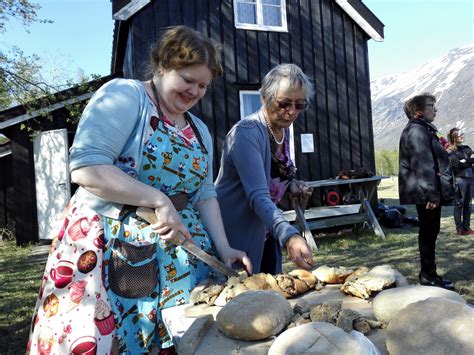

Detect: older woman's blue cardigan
[215, 110, 300, 273]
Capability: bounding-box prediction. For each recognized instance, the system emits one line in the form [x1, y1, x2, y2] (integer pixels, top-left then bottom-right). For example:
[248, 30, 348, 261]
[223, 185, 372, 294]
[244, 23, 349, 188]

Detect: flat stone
[372, 285, 466, 323]
[386, 297, 474, 354]
[195, 323, 273, 355]
[268, 322, 378, 355]
[177, 315, 214, 355]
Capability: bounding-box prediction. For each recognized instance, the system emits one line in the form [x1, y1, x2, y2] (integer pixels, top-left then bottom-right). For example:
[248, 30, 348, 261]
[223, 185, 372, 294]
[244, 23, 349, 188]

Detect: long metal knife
[136, 207, 239, 278]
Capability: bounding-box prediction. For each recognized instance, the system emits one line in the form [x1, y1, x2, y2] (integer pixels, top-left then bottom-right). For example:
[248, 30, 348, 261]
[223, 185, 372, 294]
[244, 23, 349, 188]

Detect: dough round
[216, 290, 292, 340]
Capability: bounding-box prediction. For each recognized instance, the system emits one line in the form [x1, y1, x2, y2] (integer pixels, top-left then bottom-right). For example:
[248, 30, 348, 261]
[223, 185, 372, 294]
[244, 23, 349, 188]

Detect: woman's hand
[150, 202, 193, 242]
[219, 247, 253, 276]
[285, 235, 315, 270]
[425, 201, 439, 210]
[289, 180, 313, 209]
[289, 180, 313, 199]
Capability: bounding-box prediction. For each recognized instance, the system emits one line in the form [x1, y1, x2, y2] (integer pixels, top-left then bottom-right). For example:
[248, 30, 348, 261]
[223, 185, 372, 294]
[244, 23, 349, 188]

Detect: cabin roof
[335, 0, 384, 42]
[0, 73, 121, 130]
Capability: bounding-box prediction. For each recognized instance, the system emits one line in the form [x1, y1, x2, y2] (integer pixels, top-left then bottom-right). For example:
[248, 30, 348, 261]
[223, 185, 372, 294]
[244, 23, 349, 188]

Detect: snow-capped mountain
[371, 44, 474, 150]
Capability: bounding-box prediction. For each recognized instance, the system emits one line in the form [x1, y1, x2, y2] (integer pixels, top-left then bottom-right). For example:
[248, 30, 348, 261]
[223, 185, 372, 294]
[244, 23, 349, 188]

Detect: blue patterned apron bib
[103, 115, 216, 353]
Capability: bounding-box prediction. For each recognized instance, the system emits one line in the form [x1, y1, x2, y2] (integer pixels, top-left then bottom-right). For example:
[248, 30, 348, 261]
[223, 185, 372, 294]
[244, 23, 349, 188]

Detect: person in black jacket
[399, 93, 455, 290]
[447, 128, 474, 235]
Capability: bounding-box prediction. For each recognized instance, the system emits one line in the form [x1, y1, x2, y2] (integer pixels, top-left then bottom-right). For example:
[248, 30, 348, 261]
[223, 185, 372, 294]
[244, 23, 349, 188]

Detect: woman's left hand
[289, 180, 313, 199]
[219, 247, 253, 276]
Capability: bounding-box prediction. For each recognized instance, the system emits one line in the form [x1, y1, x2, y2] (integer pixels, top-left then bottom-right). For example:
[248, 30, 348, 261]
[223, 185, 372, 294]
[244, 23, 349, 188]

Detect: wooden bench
[283, 176, 388, 250]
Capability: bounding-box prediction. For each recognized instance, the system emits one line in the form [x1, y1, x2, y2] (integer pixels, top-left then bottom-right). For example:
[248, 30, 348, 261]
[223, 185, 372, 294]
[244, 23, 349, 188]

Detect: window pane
[238, 3, 257, 24]
[241, 93, 261, 118]
[263, 5, 281, 26]
[262, 0, 280, 5]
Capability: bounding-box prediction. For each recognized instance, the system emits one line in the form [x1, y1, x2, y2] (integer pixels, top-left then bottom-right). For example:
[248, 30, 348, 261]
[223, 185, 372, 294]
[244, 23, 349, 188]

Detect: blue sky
[1, 0, 114, 81]
[1, 0, 473, 82]
[365, 0, 473, 80]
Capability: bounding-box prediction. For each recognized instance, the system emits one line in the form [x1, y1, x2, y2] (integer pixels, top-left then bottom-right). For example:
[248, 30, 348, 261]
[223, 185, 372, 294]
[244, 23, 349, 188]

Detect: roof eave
[335, 0, 385, 42]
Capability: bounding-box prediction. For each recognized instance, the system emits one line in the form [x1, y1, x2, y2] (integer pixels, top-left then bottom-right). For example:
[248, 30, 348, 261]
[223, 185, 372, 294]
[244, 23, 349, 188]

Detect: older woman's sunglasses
[276, 100, 308, 111]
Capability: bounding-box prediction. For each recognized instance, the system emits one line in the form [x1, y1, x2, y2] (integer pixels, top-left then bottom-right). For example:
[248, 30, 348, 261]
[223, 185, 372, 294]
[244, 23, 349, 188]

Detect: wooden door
[33, 129, 71, 240]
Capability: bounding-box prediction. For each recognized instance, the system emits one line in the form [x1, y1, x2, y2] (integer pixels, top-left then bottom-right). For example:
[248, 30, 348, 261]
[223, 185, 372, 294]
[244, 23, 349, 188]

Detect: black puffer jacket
[449, 145, 474, 178]
[398, 118, 454, 205]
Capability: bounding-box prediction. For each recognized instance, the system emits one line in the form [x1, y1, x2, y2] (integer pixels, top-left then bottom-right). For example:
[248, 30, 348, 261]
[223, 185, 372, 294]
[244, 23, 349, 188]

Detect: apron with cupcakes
[27, 197, 116, 355]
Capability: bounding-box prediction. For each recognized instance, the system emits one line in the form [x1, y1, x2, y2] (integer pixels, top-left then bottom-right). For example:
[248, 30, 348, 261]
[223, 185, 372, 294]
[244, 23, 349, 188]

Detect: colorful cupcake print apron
[27, 198, 116, 355]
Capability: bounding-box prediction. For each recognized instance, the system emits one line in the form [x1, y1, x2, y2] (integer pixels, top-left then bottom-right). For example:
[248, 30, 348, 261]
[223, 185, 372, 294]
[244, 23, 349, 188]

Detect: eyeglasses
[276, 100, 308, 111]
[425, 104, 437, 110]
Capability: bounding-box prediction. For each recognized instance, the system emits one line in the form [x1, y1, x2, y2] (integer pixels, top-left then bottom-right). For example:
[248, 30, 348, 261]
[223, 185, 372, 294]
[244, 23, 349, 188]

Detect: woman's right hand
[285, 235, 315, 270]
[150, 202, 193, 242]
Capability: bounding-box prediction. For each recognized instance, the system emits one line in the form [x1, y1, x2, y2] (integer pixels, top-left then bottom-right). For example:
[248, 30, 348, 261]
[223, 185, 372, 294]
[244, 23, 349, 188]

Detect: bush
[375, 149, 399, 176]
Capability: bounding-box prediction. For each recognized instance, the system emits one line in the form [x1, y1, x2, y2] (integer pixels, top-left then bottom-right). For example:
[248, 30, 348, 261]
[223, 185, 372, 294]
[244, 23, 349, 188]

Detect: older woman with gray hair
[215, 63, 315, 274]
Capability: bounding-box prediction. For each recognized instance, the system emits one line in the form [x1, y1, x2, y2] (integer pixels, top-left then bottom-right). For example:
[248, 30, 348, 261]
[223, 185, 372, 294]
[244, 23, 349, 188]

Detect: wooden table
[283, 176, 389, 250]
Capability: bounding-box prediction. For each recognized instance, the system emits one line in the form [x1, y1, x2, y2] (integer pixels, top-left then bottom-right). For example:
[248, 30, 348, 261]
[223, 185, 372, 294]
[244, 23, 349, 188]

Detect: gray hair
[259, 63, 314, 109]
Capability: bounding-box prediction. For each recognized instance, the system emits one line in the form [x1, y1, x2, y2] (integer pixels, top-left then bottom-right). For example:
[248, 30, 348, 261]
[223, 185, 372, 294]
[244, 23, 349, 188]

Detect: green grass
[0, 176, 473, 354]
[0, 242, 44, 354]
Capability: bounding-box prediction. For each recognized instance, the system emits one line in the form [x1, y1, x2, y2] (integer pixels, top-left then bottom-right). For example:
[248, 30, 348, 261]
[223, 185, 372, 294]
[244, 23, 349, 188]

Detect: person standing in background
[447, 127, 474, 235]
[398, 93, 455, 290]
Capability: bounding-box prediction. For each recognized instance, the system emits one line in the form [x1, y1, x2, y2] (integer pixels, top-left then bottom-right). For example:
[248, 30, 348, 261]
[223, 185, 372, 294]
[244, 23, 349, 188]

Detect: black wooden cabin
[1, 0, 384, 245]
[111, 0, 384, 182]
[0, 74, 120, 245]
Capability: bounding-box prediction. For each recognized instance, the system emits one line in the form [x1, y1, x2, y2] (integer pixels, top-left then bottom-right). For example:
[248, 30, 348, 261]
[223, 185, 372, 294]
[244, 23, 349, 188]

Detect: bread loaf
[288, 269, 317, 288]
[312, 265, 354, 284]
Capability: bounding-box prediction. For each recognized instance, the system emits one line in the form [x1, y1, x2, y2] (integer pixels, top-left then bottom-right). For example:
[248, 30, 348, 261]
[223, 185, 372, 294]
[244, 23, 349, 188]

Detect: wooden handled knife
[136, 207, 239, 278]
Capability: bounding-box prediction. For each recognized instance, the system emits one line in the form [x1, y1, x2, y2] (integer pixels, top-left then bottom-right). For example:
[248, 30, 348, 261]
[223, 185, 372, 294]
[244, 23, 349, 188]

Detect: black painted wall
[120, 0, 375, 181]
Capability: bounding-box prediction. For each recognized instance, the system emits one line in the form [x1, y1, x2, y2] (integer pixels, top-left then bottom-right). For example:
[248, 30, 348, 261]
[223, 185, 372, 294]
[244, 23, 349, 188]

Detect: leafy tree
[0, 0, 50, 33]
[0, 0, 97, 134]
[0, 1, 57, 108]
[0, 0, 65, 110]
[375, 149, 399, 176]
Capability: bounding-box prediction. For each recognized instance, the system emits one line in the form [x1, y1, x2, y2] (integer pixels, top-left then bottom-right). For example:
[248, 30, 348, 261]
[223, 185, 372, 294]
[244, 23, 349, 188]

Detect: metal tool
[136, 207, 239, 278]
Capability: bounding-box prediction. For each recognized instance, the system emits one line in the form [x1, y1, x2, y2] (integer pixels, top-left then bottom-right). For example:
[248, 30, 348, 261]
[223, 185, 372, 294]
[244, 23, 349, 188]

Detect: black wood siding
[4, 130, 39, 245]
[122, 0, 376, 181]
[0, 153, 14, 229]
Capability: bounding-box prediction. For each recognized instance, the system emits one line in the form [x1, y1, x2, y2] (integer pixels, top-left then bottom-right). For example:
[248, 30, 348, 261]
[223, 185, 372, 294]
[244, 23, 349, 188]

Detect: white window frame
[239, 90, 261, 119]
[233, 0, 288, 32]
[239, 90, 296, 164]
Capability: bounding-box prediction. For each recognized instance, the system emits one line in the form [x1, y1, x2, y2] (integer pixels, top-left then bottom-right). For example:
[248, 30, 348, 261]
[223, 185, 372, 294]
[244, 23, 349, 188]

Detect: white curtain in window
[241, 93, 262, 118]
[237, 0, 257, 24]
[262, 0, 281, 26]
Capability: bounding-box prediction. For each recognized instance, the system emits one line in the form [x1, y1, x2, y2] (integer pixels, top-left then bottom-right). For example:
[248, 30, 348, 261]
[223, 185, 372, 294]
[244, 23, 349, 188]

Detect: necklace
[263, 114, 285, 145]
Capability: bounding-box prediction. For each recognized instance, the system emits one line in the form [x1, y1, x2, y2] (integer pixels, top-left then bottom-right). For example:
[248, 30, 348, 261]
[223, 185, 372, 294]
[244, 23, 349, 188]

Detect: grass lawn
[0, 176, 473, 354]
[0, 242, 44, 354]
